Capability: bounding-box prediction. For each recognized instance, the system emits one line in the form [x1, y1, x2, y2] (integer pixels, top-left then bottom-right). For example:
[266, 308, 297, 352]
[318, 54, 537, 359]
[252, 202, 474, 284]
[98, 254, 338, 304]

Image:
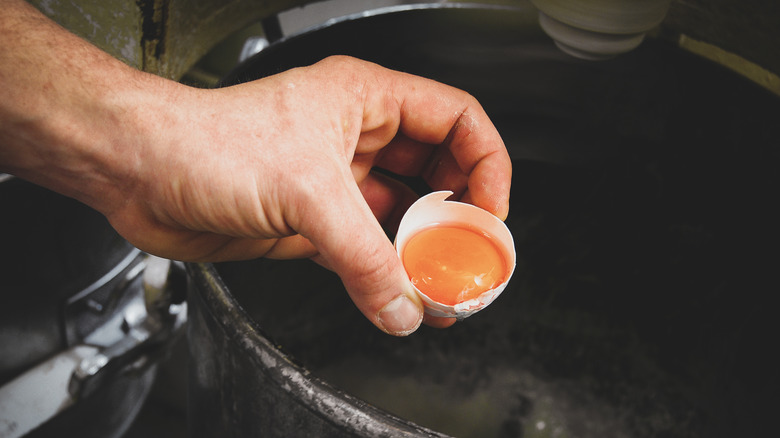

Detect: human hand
[0, 12, 511, 335]
[101, 56, 511, 335]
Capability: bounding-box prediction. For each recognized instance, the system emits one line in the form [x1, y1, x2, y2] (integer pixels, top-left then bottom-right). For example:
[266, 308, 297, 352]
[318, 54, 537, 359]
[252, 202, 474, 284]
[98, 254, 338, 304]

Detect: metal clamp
[0, 255, 187, 438]
[68, 256, 187, 400]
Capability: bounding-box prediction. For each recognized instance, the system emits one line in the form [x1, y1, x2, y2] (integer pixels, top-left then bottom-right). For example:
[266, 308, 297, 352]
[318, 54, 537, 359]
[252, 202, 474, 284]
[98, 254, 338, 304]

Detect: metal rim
[186, 262, 450, 437]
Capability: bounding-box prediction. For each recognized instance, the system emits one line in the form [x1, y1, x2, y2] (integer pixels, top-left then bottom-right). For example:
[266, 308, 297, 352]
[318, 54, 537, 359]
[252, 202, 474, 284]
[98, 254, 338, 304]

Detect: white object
[531, 0, 672, 60]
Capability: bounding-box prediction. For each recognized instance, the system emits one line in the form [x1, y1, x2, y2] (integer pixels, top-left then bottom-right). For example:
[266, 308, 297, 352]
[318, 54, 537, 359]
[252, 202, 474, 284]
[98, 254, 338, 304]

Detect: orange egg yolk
[402, 224, 507, 305]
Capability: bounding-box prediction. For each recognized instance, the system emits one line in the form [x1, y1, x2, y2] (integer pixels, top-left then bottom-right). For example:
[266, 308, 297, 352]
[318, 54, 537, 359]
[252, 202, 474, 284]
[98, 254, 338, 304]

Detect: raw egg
[402, 224, 507, 305]
[394, 191, 516, 319]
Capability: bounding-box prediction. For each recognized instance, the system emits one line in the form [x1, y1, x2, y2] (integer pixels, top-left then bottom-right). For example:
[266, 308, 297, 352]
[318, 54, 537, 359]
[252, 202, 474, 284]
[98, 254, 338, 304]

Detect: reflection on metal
[0, 345, 98, 438]
[239, 36, 270, 63]
[63, 248, 145, 345]
[68, 255, 187, 400]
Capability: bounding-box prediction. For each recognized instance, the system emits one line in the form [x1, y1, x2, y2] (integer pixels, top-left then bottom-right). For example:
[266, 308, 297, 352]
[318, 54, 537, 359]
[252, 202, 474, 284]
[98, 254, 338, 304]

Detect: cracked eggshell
[394, 191, 516, 319]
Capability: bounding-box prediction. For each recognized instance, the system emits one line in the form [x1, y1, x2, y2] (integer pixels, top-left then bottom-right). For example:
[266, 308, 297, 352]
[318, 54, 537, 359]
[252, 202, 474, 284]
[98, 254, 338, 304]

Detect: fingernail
[377, 294, 423, 336]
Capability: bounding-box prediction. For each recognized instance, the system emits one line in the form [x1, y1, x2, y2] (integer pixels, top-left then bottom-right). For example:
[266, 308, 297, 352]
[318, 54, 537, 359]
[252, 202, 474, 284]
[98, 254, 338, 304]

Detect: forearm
[0, 0, 176, 214]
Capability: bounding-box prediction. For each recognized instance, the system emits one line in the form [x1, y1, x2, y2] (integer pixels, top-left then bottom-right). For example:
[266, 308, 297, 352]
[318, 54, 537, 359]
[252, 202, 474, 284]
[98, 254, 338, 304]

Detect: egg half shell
[394, 191, 516, 319]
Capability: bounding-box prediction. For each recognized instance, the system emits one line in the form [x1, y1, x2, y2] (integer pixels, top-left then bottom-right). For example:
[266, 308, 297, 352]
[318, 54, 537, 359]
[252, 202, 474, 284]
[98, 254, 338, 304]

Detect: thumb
[299, 178, 424, 336]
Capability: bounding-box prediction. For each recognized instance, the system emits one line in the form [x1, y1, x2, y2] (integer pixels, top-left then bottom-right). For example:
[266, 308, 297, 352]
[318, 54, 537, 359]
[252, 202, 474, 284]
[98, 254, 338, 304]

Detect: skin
[0, 0, 511, 335]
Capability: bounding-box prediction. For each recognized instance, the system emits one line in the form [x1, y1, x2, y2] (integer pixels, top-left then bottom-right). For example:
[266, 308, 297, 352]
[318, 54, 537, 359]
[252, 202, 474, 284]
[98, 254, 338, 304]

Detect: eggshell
[395, 191, 516, 319]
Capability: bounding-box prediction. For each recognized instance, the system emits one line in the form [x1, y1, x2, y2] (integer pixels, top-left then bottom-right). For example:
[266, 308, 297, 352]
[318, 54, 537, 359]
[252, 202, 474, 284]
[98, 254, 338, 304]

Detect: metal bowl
[188, 4, 780, 437]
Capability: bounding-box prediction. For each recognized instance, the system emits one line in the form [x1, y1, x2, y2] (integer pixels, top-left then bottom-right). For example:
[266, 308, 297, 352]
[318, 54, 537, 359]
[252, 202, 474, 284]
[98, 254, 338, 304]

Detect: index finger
[366, 68, 512, 219]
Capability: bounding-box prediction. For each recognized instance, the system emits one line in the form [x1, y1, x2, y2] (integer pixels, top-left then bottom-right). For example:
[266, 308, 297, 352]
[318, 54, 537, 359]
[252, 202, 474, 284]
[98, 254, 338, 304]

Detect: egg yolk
[402, 224, 507, 305]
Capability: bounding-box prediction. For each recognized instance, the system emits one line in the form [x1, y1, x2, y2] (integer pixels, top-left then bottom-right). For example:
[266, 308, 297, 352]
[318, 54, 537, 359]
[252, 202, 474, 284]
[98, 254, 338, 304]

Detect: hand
[109, 56, 511, 335]
[1, 2, 511, 336]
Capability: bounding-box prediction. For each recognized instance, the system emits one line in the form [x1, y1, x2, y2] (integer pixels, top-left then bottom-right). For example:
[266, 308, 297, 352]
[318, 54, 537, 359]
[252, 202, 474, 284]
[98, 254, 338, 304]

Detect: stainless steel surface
[0, 252, 186, 438]
[69, 256, 187, 401]
[0, 177, 138, 385]
[63, 249, 145, 346]
[0, 346, 98, 438]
